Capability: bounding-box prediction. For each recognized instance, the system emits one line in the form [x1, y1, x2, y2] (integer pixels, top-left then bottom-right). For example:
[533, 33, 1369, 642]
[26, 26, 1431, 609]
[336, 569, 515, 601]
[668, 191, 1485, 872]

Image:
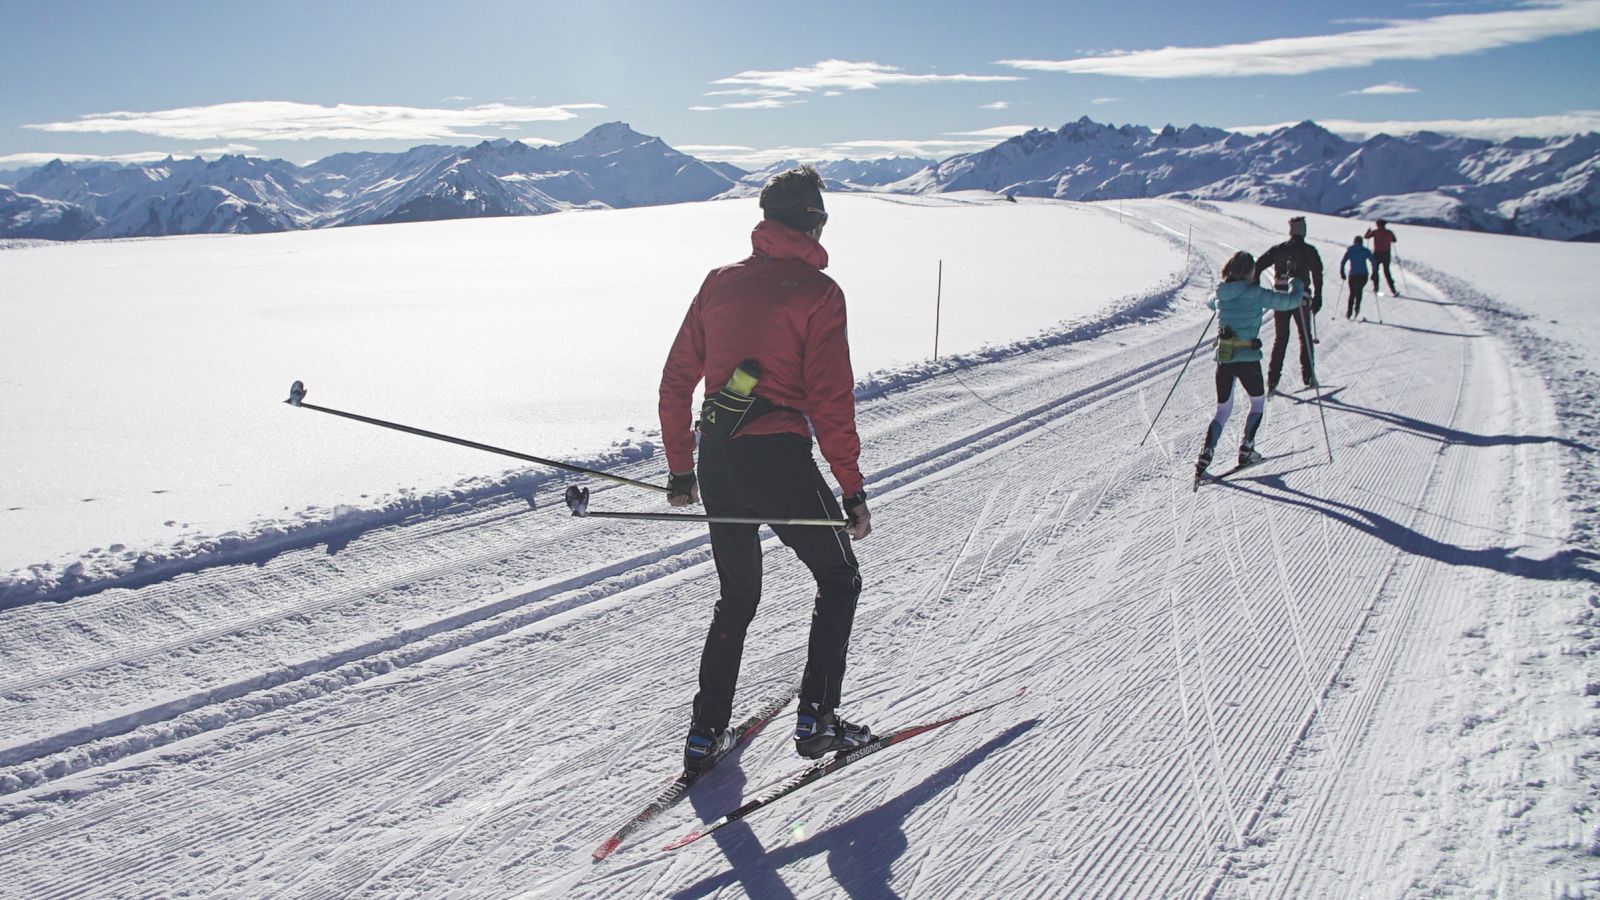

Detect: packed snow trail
[0, 201, 1593, 899]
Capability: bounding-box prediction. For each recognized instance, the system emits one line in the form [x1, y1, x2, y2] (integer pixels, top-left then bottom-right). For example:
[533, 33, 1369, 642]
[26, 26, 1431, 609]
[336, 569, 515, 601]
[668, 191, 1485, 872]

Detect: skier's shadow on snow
[674, 718, 1040, 900]
[1318, 396, 1597, 454]
[1222, 474, 1599, 584]
[1368, 321, 1483, 339]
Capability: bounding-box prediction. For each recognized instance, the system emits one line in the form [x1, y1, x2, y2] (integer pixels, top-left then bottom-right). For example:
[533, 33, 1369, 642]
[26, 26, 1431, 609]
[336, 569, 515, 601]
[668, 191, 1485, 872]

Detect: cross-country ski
[662, 687, 1027, 852]
[592, 683, 798, 860]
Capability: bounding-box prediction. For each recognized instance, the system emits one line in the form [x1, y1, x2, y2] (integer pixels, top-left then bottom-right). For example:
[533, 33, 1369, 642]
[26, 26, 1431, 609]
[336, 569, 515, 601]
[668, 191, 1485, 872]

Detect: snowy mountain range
[4, 118, 1598, 242]
[903, 118, 1600, 242]
[0, 123, 739, 241]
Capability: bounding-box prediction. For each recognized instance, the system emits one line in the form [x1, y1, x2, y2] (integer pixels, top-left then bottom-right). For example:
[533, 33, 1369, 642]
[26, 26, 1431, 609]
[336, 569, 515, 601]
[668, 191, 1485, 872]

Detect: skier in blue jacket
[1196, 250, 1306, 482]
[1340, 236, 1376, 320]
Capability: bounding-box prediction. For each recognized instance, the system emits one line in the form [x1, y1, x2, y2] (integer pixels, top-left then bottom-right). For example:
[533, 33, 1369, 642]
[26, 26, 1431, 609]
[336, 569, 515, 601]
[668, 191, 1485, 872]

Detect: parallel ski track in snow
[0, 317, 1194, 777]
[0, 202, 1574, 900]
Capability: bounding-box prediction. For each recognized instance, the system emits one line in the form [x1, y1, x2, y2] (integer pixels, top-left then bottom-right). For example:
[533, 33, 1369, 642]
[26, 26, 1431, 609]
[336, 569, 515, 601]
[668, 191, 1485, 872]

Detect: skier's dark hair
[1221, 250, 1255, 282]
[1354, 235, 1364, 245]
[760, 165, 827, 234]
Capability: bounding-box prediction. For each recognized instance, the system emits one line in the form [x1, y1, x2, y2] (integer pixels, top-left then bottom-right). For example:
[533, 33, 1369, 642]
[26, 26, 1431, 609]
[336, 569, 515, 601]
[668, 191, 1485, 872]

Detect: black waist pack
[698, 359, 801, 439]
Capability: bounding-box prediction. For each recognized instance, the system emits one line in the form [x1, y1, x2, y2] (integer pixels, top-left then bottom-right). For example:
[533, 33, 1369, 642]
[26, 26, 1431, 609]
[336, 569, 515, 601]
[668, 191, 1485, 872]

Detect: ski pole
[1370, 279, 1384, 324]
[564, 487, 846, 527]
[1138, 311, 1215, 447]
[1394, 251, 1410, 297]
[283, 381, 669, 494]
[1295, 307, 1335, 463]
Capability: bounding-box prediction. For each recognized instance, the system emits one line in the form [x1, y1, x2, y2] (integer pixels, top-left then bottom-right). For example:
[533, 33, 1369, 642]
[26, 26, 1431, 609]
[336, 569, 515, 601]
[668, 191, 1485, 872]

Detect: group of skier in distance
[1193, 213, 1399, 483]
[652, 163, 1401, 775]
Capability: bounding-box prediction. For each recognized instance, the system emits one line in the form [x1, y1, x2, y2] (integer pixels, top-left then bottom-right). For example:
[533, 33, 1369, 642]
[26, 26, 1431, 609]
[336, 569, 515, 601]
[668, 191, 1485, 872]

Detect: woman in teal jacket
[1197, 250, 1306, 481]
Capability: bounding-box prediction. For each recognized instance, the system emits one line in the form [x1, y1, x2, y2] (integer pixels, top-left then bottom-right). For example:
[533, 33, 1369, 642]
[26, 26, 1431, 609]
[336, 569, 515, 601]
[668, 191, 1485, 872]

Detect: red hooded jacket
[659, 219, 863, 497]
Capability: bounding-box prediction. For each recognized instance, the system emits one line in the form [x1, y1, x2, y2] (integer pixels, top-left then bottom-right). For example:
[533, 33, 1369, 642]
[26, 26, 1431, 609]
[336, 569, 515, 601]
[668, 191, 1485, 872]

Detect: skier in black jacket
[1252, 216, 1324, 392]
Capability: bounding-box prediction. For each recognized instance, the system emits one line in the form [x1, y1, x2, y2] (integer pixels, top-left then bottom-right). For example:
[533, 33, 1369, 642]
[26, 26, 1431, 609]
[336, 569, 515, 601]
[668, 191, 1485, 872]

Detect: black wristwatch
[842, 490, 868, 516]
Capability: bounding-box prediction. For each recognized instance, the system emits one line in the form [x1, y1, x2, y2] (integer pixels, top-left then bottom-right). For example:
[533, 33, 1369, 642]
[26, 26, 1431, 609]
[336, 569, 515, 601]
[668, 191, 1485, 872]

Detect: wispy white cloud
[1230, 111, 1600, 140]
[828, 138, 1013, 156]
[682, 144, 832, 166]
[25, 100, 607, 142]
[674, 144, 757, 154]
[944, 125, 1041, 137]
[717, 59, 1023, 92]
[999, 0, 1600, 77]
[1344, 82, 1419, 94]
[695, 59, 1022, 110]
[0, 150, 177, 167]
[1091, 97, 1123, 104]
[196, 143, 260, 155]
[0, 144, 265, 168]
[685, 132, 1012, 168]
[980, 101, 1011, 110]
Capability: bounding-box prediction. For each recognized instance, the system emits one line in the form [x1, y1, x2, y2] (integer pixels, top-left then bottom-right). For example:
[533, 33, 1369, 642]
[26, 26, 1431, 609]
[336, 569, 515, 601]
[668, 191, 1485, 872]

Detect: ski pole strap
[284, 381, 668, 493]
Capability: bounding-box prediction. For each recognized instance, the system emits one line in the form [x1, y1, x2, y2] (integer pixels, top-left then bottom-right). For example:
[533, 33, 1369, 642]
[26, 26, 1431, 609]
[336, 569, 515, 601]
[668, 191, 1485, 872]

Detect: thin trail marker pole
[1185, 225, 1192, 269]
[934, 260, 943, 361]
[1138, 311, 1215, 448]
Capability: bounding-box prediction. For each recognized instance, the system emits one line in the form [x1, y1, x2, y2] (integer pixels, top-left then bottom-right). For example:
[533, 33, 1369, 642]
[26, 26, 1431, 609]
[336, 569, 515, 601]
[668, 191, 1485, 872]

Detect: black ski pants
[692, 431, 861, 733]
[1373, 251, 1397, 293]
[1346, 274, 1369, 318]
[1267, 305, 1315, 390]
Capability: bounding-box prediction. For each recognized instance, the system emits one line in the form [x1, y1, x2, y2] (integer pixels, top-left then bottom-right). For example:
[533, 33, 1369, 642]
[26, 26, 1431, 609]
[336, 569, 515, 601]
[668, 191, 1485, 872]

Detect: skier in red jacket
[1364, 218, 1399, 296]
[659, 165, 873, 770]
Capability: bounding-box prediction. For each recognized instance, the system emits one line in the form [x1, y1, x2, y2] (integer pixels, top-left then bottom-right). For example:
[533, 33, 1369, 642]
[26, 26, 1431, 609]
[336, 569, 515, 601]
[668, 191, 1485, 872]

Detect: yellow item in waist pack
[700, 359, 767, 439]
[726, 360, 760, 397]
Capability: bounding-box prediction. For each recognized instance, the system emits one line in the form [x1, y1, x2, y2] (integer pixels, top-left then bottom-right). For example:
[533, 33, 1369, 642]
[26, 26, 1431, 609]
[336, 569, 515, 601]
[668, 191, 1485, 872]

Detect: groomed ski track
[0, 200, 1592, 899]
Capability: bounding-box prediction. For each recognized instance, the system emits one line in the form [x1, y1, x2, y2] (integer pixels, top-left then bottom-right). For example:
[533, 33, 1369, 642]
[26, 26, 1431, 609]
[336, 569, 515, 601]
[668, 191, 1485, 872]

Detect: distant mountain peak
[560, 122, 657, 157]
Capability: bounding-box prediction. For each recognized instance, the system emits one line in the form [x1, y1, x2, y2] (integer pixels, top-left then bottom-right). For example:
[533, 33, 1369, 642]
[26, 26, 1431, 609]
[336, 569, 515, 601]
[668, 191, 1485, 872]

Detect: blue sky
[3, 0, 1598, 171]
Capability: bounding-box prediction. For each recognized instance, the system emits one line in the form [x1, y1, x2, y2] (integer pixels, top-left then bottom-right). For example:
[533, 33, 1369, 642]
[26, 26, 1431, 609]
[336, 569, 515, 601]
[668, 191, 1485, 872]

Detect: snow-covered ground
[0, 197, 1596, 899]
[0, 192, 1182, 599]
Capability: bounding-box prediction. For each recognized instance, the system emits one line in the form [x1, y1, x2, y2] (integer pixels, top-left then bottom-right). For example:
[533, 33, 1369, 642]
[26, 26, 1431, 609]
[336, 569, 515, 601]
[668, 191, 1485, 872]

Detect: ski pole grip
[565, 486, 591, 517]
[286, 380, 307, 406]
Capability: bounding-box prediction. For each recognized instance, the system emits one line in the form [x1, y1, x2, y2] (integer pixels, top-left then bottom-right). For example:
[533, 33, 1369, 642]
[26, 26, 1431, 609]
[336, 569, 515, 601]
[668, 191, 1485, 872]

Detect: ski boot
[794, 703, 873, 759]
[1238, 441, 1264, 467]
[683, 725, 734, 773]
[1193, 447, 1215, 489]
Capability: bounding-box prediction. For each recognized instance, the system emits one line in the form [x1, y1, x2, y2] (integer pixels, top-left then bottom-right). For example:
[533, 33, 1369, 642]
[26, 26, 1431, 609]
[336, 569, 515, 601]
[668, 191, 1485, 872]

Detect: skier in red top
[1364, 218, 1399, 296]
[659, 165, 874, 770]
